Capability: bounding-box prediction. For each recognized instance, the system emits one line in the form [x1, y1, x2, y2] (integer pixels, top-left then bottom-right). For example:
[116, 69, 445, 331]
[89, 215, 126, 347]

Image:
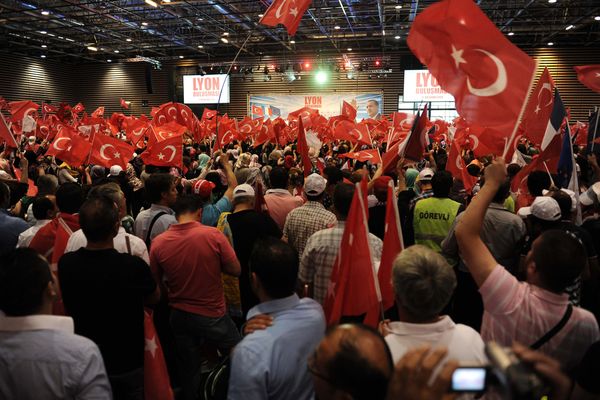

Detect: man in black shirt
[225, 183, 281, 317]
[59, 195, 159, 400]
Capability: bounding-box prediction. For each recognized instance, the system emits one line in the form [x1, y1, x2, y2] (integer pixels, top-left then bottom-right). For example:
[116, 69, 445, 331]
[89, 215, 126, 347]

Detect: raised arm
[455, 158, 505, 287]
[220, 153, 238, 202]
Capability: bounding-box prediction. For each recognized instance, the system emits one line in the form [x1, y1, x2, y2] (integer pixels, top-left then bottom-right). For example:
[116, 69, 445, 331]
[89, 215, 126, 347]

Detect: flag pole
[542, 161, 556, 188]
[502, 60, 540, 160]
[566, 120, 583, 224]
[591, 106, 600, 153]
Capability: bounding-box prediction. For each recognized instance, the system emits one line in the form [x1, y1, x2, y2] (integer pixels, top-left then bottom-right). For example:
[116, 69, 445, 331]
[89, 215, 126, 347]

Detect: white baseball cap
[417, 168, 434, 182]
[232, 183, 255, 200]
[517, 196, 562, 221]
[580, 182, 600, 206]
[304, 173, 327, 196]
[542, 188, 577, 211]
[108, 165, 123, 177]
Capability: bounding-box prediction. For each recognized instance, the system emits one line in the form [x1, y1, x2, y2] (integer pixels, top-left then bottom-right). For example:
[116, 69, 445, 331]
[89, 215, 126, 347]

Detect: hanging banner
[183, 74, 230, 104]
[403, 70, 454, 102]
[249, 93, 383, 120]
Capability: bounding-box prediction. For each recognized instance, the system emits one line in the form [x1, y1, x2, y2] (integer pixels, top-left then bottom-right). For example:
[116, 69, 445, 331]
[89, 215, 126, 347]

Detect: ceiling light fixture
[197, 45, 204, 48]
[142, 22, 148, 26]
[223, 32, 229, 36]
[394, 35, 401, 39]
[595, 16, 600, 21]
[382, 30, 386, 35]
[290, 40, 295, 44]
[565, 24, 574, 30]
[347, 47, 352, 51]
[41, 44, 47, 48]
[39, 30, 47, 34]
[114, 50, 119, 53]
[334, 25, 341, 30]
[41, 54, 46, 58]
[547, 41, 554, 46]
[221, 37, 229, 43]
[41, 10, 50, 15]
[179, 55, 184, 59]
[126, 38, 132, 42]
[548, 0, 556, 3]
[395, 5, 402, 9]
[258, 14, 264, 18]
[87, 46, 98, 51]
[145, 0, 158, 7]
[508, 32, 514, 36]
[107, 59, 112, 63]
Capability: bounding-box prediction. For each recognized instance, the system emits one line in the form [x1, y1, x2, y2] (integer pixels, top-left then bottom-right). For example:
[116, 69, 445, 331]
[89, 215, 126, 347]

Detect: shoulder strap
[57, 217, 74, 236]
[530, 304, 573, 350]
[145, 211, 168, 249]
[125, 235, 132, 255]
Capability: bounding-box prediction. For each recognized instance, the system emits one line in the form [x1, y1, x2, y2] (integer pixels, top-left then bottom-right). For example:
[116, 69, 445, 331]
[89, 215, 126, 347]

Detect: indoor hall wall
[72, 62, 171, 117]
[0, 53, 78, 106]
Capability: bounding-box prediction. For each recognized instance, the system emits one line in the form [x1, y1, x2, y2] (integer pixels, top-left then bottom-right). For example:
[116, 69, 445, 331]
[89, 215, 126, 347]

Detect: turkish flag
[42, 103, 58, 114]
[408, 0, 536, 143]
[297, 117, 313, 177]
[288, 106, 319, 129]
[120, 98, 130, 109]
[446, 138, 478, 193]
[402, 104, 429, 161]
[323, 181, 380, 327]
[340, 149, 381, 164]
[9, 100, 39, 124]
[46, 128, 92, 167]
[201, 108, 217, 121]
[333, 120, 371, 145]
[90, 134, 134, 169]
[0, 112, 19, 148]
[141, 135, 182, 169]
[213, 117, 236, 151]
[72, 103, 85, 115]
[260, 0, 312, 36]
[520, 67, 555, 147]
[341, 100, 357, 121]
[391, 112, 415, 130]
[378, 180, 404, 311]
[574, 65, 600, 93]
[144, 309, 174, 400]
[237, 116, 254, 139]
[251, 104, 264, 117]
[91, 106, 105, 118]
[511, 155, 544, 210]
[125, 117, 148, 146]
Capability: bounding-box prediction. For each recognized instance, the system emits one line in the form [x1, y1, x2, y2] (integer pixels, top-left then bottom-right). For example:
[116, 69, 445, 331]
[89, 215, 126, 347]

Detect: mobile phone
[450, 366, 488, 393]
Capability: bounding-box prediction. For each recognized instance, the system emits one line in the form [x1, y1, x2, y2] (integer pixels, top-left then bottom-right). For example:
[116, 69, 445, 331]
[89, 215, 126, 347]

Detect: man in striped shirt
[455, 159, 599, 373]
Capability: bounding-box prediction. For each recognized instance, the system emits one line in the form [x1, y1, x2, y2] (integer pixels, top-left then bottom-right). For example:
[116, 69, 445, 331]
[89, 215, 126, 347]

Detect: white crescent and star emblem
[468, 134, 480, 150]
[163, 145, 177, 162]
[53, 137, 71, 151]
[455, 154, 463, 170]
[100, 144, 117, 160]
[167, 106, 178, 120]
[451, 45, 508, 97]
[221, 130, 233, 146]
[157, 115, 167, 125]
[132, 128, 144, 137]
[240, 124, 252, 134]
[275, 0, 290, 18]
[145, 335, 158, 358]
[351, 128, 364, 142]
[535, 83, 553, 114]
[290, 7, 298, 17]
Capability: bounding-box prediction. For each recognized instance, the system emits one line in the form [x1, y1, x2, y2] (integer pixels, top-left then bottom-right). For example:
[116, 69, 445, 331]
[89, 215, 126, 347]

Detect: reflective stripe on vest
[413, 197, 461, 252]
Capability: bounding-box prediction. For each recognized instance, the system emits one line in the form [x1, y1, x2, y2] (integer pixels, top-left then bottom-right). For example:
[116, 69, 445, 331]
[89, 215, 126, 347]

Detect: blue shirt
[0, 209, 29, 254]
[0, 315, 112, 399]
[228, 294, 325, 400]
[202, 196, 232, 227]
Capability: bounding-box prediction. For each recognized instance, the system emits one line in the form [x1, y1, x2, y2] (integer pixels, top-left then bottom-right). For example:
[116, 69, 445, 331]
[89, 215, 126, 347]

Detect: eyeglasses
[307, 351, 333, 384]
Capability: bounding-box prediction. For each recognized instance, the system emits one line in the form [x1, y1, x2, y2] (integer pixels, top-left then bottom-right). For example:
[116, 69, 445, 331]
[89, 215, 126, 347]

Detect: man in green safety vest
[409, 171, 464, 254]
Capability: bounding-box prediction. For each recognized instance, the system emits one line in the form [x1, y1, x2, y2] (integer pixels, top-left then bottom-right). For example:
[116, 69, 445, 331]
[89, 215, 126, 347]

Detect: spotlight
[41, 10, 50, 15]
[548, 41, 554, 46]
[41, 44, 47, 48]
[395, 5, 402, 9]
[41, 54, 46, 58]
[126, 38, 132, 42]
[114, 50, 120, 53]
[375, 60, 381, 67]
[179, 55, 184, 59]
[565, 24, 574, 30]
[508, 32, 514, 36]
[315, 70, 329, 84]
[334, 25, 341, 30]
[87, 46, 98, 51]
[303, 62, 311, 69]
[290, 40, 296, 44]
[347, 47, 352, 52]
[221, 37, 229, 44]
[142, 22, 148, 26]
[595, 16, 600, 21]
[107, 59, 112, 63]
[395, 35, 401, 40]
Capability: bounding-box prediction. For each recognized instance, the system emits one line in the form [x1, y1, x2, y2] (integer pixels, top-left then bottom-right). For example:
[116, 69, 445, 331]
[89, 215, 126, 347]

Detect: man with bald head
[308, 324, 393, 400]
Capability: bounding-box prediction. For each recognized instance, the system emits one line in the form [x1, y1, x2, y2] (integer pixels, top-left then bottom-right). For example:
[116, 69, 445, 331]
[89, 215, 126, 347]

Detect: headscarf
[235, 153, 251, 170]
[405, 168, 419, 191]
[197, 153, 210, 170]
[249, 154, 261, 168]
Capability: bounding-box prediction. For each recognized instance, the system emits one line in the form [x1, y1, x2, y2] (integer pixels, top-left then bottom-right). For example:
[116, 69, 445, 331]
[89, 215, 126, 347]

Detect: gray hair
[392, 245, 456, 321]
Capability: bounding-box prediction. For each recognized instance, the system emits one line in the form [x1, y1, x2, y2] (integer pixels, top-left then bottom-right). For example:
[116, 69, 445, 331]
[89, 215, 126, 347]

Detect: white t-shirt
[65, 227, 149, 264]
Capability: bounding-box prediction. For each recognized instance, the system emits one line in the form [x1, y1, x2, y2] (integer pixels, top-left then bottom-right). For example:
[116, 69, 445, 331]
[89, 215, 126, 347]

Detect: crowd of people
[1, 121, 600, 400]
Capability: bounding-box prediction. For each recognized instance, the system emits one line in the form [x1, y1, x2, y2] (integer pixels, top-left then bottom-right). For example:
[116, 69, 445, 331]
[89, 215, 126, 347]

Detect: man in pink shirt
[455, 159, 599, 373]
[264, 167, 304, 230]
[150, 194, 241, 400]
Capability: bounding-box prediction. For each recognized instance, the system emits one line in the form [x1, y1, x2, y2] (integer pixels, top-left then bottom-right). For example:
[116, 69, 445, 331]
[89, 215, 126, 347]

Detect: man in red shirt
[149, 194, 241, 400]
[29, 182, 83, 268]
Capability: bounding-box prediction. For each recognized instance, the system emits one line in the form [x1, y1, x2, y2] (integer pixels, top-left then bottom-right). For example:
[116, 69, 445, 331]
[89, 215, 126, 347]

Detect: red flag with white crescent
[259, 0, 312, 36]
[140, 135, 183, 169]
[574, 65, 600, 94]
[89, 134, 134, 169]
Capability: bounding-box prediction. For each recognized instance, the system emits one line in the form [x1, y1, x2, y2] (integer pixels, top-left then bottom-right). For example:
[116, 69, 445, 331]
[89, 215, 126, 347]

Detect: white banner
[403, 70, 454, 102]
[249, 92, 383, 120]
[183, 74, 230, 104]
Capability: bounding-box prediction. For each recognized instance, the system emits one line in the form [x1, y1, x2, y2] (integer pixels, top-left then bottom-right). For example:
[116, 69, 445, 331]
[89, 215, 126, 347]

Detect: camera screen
[451, 367, 487, 392]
